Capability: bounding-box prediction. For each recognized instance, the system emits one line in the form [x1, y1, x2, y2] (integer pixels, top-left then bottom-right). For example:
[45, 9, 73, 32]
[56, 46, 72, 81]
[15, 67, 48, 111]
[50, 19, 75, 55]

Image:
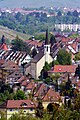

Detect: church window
[47, 46, 48, 52]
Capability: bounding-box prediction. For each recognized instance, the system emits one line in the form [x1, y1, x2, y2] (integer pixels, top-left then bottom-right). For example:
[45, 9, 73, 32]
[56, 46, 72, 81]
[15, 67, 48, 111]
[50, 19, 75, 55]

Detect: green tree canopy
[50, 34, 56, 46]
[14, 90, 27, 100]
[36, 99, 44, 118]
[57, 49, 72, 65]
[12, 36, 30, 53]
[31, 48, 37, 58]
[75, 64, 80, 79]
[74, 52, 80, 61]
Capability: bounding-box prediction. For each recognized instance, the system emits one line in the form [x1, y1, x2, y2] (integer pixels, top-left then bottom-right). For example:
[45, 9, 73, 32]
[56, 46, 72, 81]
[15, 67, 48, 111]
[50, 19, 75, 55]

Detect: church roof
[31, 51, 44, 63]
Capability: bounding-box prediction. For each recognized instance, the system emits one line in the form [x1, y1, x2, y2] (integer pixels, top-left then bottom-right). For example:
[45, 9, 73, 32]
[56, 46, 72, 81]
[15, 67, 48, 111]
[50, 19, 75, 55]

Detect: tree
[1, 35, 5, 44]
[57, 49, 72, 65]
[50, 34, 56, 46]
[57, 11, 62, 16]
[12, 36, 30, 53]
[67, 11, 72, 16]
[0, 111, 6, 120]
[55, 107, 80, 120]
[47, 103, 53, 113]
[31, 48, 37, 58]
[74, 52, 80, 61]
[34, 34, 45, 41]
[73, 10, 78, 17]
[65, 74, 72, 91]
[40, 61, 54, 80]
[75, 64, 80, 79]
[49, 73, 60, 91]
[9, 112, 38, 120]
[36, 99, 44, 118]
[40, 62, 50, 79]
[61, 74, 75, 98]
[74, 94, 80, 112]
[14, 90, 27, 100]
[0, 82, 14, 102]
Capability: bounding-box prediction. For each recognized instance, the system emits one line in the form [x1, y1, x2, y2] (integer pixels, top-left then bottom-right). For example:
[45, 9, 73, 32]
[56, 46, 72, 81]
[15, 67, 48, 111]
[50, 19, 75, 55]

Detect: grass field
[0, 25, 31, 41]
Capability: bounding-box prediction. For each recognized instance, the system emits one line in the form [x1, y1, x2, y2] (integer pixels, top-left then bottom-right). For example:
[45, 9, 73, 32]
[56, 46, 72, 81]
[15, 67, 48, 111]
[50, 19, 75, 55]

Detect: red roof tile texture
[49, 65, 77, 73]
[26, 81, 36, 90]
[0, 43, 8, 51]
[0, 59, 5, 65]
[43, 88, 60, 102]
[34, 83, 47, 97]
[26, 40, 42, 47]
[2, 60, 19, 68]
[7, 99, 37, 109]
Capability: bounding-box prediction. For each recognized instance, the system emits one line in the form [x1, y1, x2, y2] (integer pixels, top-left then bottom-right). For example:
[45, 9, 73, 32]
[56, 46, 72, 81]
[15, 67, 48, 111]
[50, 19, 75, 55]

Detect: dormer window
[20, 102, 27, 107]
[30, 102, 34, 105]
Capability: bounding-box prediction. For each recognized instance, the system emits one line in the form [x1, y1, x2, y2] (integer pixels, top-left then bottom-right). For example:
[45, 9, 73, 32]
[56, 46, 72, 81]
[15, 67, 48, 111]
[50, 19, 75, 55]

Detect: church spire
[44, 27, 50, 62]
[45, 27, 49, 45]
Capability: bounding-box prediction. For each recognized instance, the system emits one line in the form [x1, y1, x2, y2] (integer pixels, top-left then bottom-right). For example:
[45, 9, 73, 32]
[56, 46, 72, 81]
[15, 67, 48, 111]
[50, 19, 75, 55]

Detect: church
[25, 28, 53, 79]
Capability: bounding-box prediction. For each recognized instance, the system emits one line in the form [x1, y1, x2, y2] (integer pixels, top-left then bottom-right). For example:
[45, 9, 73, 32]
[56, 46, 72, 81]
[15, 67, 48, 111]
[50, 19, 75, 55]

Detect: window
[47, 46, 48, 52]
[30, 108, 33, 111]
[20, 102, 27, 107]
[10, 109, 12, 111]
[24, 111, 26, 112]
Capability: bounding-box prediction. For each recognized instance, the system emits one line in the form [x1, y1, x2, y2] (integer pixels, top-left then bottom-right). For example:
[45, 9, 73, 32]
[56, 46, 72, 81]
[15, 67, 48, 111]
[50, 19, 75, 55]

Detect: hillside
[0, 25, 31, 41]
[0, 0, 80, 8]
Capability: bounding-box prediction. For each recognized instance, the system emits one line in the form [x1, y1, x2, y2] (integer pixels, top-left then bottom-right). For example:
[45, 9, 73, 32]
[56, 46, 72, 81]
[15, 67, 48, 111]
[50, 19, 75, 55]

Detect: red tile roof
[26, 40, 42, 47]
[7, 99, 37, 109]
[61, 37, 69, 43]
[21, 79, 30, 86]
[17, 76, 30, 85]
[0, 43, 8, 51]
[34, 83, 48, 97]
[42, 88, 60, 102]
[26, 81, 36, 90]
[49, 65, 77, 73]
[71, 42, 77, 51]
[0, 59, 5, 65]
[77, 81, 80, 87]
[17, 76, 25, 83]
[2, 60, 18, 69]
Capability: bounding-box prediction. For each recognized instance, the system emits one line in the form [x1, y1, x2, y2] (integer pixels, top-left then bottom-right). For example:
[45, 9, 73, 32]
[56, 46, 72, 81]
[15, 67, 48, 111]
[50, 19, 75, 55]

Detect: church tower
[44, 27, 50, 63]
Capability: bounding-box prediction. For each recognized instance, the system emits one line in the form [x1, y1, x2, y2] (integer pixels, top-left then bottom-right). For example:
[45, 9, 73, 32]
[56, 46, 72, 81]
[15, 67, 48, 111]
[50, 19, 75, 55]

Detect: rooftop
[49, 65, 77, 73]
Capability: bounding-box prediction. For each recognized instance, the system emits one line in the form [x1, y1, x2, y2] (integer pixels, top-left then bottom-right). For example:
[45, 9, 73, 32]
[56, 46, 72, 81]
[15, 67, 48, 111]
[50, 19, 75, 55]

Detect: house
[6, 70, 23, 85]
[61, 37, 80, 60]
[48, 65, 77, 75]
[25, 80, 37, 95]
[34, 83, 48, 99]
[1, 99, 37, 120]
[0, 60, 20, 82]
[55, 24, 80, 32]
[26, 39, 43, 48]
[0, 49, 31, 66]
[16, 76, 30, 91]
[42, 88, 61, 109]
